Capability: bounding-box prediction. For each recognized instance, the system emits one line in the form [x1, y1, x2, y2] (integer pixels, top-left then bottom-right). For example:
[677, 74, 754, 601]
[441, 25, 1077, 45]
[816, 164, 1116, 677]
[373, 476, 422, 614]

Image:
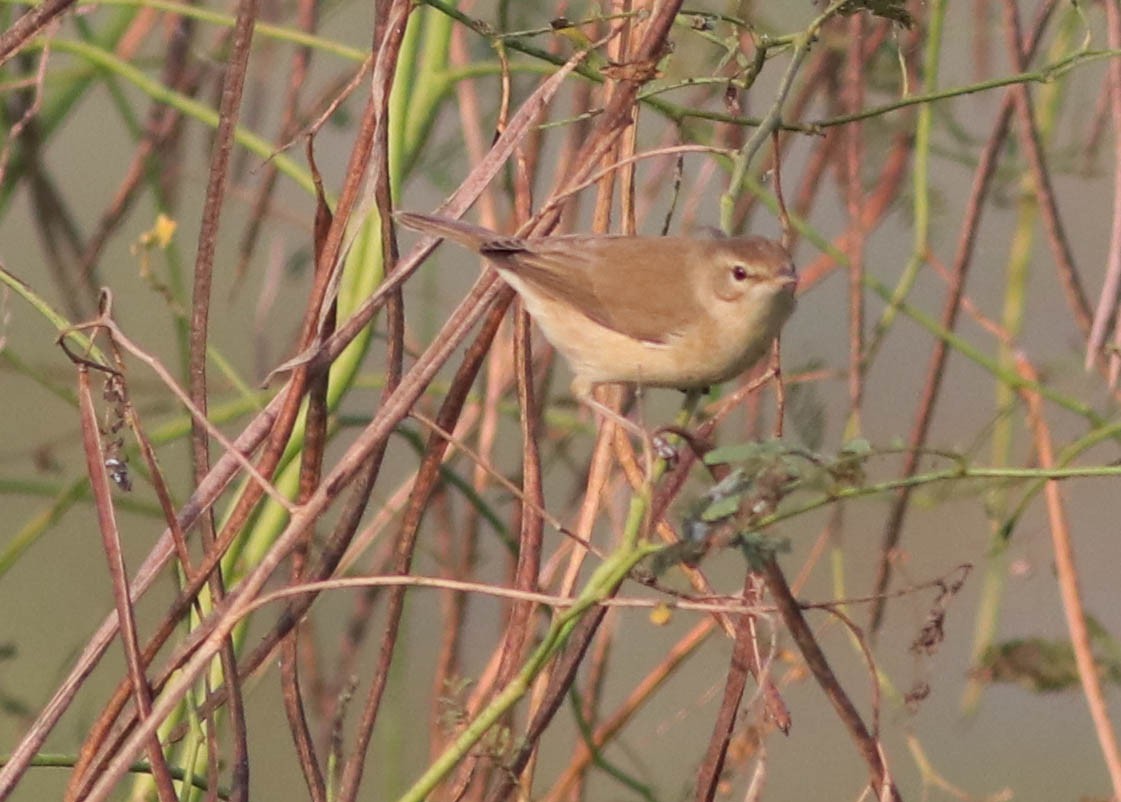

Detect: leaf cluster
[667, 438, 873, 570]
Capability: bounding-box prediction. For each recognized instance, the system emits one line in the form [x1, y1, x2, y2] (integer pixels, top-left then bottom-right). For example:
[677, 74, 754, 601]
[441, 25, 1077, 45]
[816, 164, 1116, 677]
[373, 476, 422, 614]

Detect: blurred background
[2, 1, 1120, 800]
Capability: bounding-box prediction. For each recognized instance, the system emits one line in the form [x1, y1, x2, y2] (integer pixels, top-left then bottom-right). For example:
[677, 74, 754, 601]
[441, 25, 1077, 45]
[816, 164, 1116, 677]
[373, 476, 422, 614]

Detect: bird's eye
[731, 264, 749, 281]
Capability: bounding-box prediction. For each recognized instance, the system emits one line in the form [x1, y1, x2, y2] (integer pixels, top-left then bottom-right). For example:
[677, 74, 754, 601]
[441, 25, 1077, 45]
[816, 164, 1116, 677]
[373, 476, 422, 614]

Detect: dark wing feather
[482, 236, 705, 344]
[481, 238, 637, 338]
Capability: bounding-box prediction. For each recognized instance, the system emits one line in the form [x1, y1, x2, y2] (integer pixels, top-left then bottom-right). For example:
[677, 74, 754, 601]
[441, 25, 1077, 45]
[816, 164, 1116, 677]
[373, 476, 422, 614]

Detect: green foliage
[671, 437, 874, 570]
[736, 530, 793, 571]
[838, 0, 916, 29]
[786, 372, 826, 451]
[976, 618, 1121, 693]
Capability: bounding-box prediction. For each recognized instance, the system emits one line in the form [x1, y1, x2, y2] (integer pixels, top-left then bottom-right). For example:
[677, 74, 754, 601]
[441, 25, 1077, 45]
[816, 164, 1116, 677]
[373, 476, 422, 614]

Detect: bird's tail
[394, 211, 493, 252]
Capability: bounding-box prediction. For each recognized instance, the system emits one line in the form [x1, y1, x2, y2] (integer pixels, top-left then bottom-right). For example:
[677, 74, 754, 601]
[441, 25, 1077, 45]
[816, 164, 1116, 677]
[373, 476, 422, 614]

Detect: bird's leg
[573, 380, 677, 462]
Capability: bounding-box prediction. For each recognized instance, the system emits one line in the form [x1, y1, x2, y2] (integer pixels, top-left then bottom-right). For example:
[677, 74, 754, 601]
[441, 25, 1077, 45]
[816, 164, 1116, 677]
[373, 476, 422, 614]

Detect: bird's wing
[481, 237, 699, 345]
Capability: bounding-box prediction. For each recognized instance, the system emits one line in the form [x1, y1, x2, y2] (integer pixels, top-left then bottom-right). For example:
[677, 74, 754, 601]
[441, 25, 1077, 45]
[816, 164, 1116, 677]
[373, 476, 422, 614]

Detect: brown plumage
[396, 211, 797, 403]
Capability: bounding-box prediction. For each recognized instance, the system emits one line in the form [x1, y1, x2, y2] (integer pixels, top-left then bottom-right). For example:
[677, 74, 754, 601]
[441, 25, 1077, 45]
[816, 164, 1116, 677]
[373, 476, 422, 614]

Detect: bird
[396, 211, 797, 436]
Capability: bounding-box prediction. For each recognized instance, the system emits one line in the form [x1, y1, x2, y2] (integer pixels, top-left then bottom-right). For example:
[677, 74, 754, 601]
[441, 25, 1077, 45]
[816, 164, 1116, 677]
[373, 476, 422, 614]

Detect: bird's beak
[775, 262, 798, 291]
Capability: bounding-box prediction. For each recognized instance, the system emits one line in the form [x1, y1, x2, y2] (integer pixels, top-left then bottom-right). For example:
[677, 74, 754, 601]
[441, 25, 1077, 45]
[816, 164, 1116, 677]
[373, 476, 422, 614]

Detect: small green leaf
[701, 493, 742, 522]
[736, 532, 792, 569]
[704, 442, 764, 465]
[840, 437, 872, 457]
[788, 381, 826, 452]
[839, 0, 915, 28]
[779, 455, 806, 480]
[706, 467, 748, 499]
